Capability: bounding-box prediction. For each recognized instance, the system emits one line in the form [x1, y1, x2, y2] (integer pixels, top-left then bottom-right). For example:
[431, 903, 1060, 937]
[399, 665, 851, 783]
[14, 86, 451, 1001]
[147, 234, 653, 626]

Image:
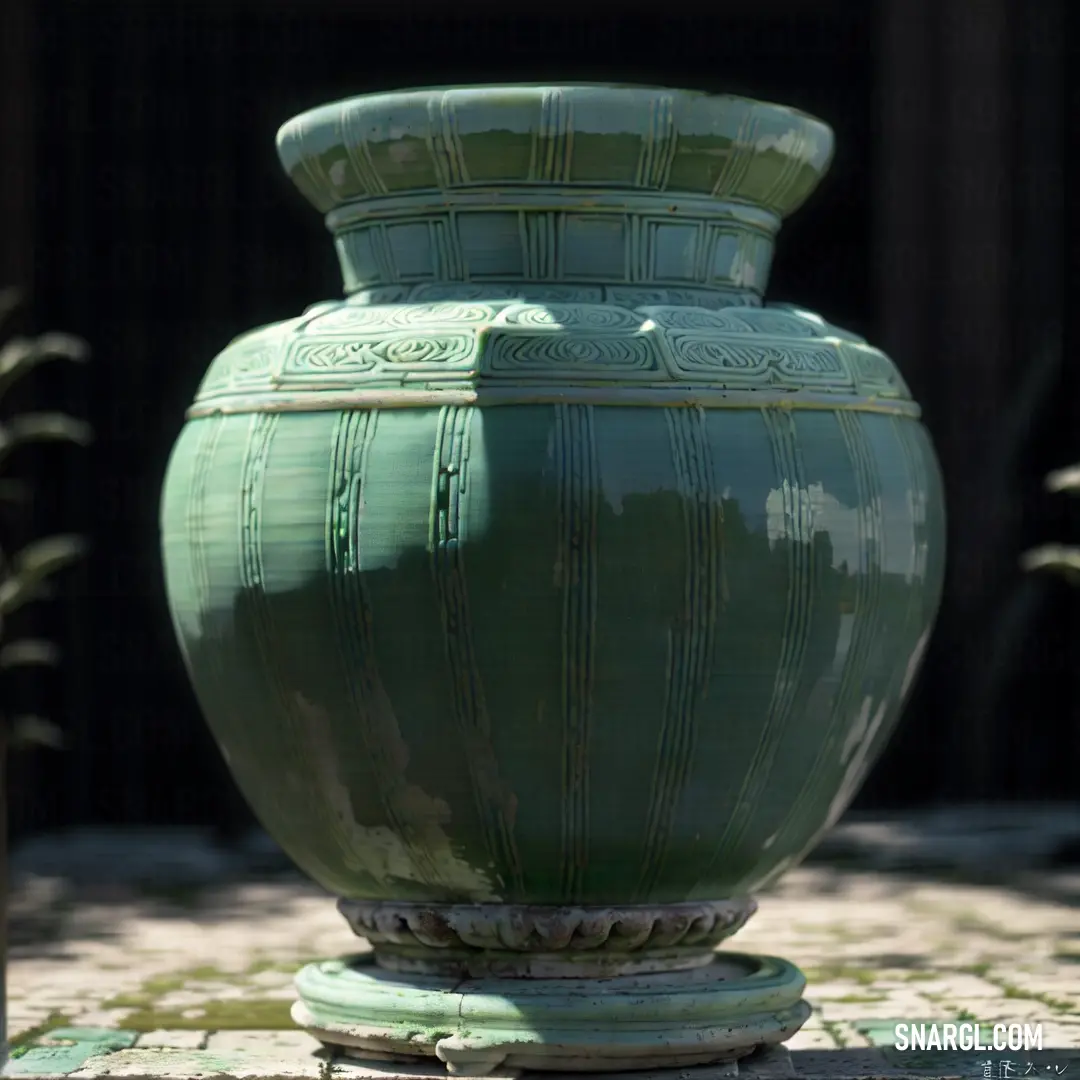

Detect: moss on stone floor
[245, 957, 304, 976]
[99, 963, 298, 1030]
[9, 1013, 74, 1052]
[800, 965, 888, 985]
[106, 998, 294, 1031]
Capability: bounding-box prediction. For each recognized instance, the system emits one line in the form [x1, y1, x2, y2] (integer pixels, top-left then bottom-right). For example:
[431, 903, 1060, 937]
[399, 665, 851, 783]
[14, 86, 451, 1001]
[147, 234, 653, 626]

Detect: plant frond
[0, 413, 94, 466]
[7, 713, 64, 749]
[1045, 465, 1080, 494]
[0, 639, 61, 668]
[0, 534, 87, 615]
[0, 333, 89, 399]
[1020, 544, 1080, 581]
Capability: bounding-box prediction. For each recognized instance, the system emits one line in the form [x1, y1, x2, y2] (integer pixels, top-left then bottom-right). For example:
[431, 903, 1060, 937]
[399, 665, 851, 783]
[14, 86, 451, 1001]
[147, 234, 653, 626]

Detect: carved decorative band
[339, 897, 755, 953]
[191, 299, 914, 413]
[186, 387, 922, 419]
[325, 190, 781, 232]
[344, 282, 760, 309]
[337, 898, 756, 977]
[327, 193, 778, 296]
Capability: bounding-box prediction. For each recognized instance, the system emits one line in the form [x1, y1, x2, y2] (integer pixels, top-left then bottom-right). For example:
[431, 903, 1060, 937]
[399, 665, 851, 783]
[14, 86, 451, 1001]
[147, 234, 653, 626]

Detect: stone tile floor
[7, 811, 1080, 1079]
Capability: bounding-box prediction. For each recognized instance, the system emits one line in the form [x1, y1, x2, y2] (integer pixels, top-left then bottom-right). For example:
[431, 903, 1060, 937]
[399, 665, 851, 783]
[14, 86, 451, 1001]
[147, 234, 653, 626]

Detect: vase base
[336, 898, 758, 978]
[292, 950, 810, 1076]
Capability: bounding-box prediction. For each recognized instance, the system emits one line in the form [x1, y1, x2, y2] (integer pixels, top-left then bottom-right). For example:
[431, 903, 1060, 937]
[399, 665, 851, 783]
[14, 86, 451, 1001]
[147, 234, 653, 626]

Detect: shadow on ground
[9, 803, 1080, 960]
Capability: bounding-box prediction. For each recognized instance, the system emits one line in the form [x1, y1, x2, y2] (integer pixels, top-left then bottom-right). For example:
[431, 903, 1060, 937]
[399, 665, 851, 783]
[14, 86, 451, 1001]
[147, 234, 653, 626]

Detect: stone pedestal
[292, 901, 809, 1076]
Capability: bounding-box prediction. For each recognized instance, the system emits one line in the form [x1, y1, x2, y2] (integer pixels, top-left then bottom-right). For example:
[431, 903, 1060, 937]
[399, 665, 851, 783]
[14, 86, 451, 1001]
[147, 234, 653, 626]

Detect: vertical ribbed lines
[635, 408, 723, 899]
[759, 411, 887, 856]
[340, 106, 388, 196]
[760, 128, 810, 209]
[554, 404, 600, 898]
[236, 417, 286, 730]
[427, 93, 470, 189]
[238, 414, 279, 655]
[288, 117, 333, 205]
[710, 110, 759, 197]
[829, 411, 886, 725]
[368, 224, 397, 282]
[325, 411, 444, 884]
[892, 415, 930, 660]
[627, 215, 648, 282]
[520, 211, 562, 280]
[635, 94, 679, 190]
[530, 90, 574, 183]
[696, 226, 722, 285]
[185, 417, 225, 655]
[237, 414, 341, 881]
[694, 408, 815, 882]
[431, 218, 465, 280]
[430, 405, 524, 894]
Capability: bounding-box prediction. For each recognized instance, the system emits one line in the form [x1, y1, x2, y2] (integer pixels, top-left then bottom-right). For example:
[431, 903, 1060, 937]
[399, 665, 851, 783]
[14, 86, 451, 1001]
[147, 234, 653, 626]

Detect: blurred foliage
[1021, 466, 1080, 585]
[0, 289, 91, 750]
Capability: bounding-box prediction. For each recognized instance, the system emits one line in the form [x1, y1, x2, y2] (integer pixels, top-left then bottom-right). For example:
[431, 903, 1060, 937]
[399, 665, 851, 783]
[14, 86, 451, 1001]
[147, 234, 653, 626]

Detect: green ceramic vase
[160, 85, 945, 1073]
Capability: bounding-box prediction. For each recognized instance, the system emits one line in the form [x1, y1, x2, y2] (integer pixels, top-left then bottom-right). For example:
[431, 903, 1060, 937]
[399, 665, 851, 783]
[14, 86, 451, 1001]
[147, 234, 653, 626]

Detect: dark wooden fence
[1, 0, 1072, 844]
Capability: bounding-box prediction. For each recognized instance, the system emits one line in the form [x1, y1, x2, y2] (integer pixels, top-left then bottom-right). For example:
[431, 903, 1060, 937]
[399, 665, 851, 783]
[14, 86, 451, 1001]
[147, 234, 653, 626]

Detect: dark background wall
[1, 0, 1071, 843]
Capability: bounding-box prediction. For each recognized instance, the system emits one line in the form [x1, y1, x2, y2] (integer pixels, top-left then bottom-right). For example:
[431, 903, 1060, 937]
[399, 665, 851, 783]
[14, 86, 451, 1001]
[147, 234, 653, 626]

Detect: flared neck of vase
[277, 84, 834, 305]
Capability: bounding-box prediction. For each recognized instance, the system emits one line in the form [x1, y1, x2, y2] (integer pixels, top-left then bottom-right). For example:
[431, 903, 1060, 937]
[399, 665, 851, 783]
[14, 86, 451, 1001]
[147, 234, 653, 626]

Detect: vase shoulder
[190, 295, 913, 419]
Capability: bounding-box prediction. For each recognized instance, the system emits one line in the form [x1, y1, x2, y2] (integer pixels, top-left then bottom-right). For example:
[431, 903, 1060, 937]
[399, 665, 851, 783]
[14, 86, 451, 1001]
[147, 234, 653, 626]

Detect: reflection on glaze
[765, 481, 924, 577]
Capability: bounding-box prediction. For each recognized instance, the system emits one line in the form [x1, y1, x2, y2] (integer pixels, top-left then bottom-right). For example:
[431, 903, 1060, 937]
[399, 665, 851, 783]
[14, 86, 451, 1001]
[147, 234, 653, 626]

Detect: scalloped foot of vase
[292, 951, 811, 1076]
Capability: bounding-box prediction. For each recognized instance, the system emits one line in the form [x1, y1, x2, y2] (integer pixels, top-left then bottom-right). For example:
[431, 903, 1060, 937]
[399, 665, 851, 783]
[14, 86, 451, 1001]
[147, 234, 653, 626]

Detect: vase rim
[280, 82, 830, 131]
[275, 82, 835, 236]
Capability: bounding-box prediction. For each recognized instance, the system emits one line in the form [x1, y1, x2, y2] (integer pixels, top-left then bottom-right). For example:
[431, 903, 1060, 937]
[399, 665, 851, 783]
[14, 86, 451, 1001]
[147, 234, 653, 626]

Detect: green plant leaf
[1020, 544, 1080, 581]
[0, 333, 89, 399]
[7, 714, 64, 749]
[0, 579, 57, 611]
[1045, 465, 1080, 494]
[0, 639, 61, 668]
[0, 412, 93, 466]
[0, 534, 87, 615]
